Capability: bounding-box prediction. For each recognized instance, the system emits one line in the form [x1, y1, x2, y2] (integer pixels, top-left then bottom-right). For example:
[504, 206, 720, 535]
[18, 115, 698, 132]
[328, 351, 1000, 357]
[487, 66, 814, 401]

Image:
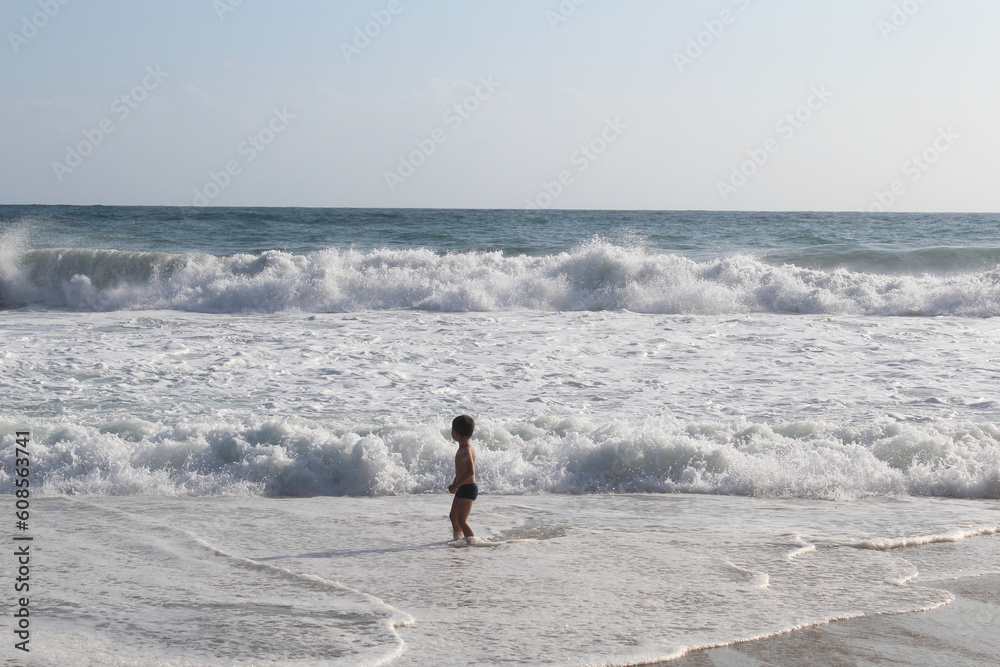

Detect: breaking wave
[2, 415, 998, 500]
[3, 240, 1000, 316]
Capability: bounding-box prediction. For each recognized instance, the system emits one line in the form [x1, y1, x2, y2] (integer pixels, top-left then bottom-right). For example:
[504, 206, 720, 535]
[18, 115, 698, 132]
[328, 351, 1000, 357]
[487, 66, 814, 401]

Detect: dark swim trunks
[455, 483, 479, 501]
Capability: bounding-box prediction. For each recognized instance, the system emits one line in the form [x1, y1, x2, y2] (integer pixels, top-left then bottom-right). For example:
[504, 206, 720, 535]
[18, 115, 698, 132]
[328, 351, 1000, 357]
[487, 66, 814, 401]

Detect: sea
[1, 206, 998, 666]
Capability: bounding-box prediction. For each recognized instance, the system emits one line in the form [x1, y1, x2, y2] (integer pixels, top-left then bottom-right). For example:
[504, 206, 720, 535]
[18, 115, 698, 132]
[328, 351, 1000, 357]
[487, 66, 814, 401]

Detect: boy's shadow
[255, 541, 443, 561]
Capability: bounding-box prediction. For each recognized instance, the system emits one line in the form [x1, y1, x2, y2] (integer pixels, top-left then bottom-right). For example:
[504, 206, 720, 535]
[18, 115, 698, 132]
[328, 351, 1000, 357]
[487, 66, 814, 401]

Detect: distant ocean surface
[1, 207, 998, 666]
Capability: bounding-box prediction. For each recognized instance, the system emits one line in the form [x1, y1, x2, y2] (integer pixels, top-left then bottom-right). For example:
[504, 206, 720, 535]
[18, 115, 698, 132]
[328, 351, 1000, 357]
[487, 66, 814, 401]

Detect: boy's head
[451, 414, 475, 441]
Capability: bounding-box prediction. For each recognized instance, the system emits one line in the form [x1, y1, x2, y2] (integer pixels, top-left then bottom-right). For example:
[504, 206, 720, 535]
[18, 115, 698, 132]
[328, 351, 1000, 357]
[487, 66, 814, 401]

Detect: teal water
[3, 205, 999, 263]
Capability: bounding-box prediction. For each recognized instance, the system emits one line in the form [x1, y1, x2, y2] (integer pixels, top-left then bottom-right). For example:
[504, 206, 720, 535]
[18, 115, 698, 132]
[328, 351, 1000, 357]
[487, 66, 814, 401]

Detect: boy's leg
[453, 497, 474, 538]
[449, 495, 464, 540]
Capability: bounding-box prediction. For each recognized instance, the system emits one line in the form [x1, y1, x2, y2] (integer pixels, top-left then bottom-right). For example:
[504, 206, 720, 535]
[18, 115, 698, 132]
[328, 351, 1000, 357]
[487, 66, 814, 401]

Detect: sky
[1, 0, 998, 211]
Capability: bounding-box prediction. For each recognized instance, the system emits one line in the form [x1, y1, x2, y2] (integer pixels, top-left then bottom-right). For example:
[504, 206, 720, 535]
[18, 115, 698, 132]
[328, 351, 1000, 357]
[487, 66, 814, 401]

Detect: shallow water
[4, 494, 995, 666]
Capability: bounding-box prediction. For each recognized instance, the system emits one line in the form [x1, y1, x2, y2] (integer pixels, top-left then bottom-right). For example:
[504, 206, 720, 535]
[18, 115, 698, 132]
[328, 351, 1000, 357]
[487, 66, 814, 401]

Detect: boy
[447, 414, 477, 543]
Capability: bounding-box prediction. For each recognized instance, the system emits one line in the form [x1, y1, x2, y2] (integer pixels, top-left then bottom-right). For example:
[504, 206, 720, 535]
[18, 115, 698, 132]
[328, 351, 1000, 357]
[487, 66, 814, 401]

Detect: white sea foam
[3, 415, 997, 500]
[852, 526, 1000, 551]
[3, 240, 1000, 315]
[3, 307, 999, 501]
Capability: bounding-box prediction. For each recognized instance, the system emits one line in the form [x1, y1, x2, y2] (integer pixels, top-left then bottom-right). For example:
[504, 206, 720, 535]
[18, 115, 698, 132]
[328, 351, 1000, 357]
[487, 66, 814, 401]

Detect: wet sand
[667, 574, 999, 666]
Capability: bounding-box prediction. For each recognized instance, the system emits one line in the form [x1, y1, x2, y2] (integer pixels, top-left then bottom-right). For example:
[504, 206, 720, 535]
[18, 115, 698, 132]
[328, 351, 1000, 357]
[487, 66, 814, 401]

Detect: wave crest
[3, 241, 999, 315]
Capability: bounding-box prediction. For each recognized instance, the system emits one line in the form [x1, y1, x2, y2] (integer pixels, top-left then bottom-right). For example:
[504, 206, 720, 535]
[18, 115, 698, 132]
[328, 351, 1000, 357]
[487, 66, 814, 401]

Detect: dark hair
[452, 414, 475, 438]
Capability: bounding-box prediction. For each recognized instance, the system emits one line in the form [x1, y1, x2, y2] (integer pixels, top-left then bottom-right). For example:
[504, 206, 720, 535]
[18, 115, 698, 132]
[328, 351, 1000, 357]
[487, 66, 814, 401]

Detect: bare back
[454, 444, 476, 485]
